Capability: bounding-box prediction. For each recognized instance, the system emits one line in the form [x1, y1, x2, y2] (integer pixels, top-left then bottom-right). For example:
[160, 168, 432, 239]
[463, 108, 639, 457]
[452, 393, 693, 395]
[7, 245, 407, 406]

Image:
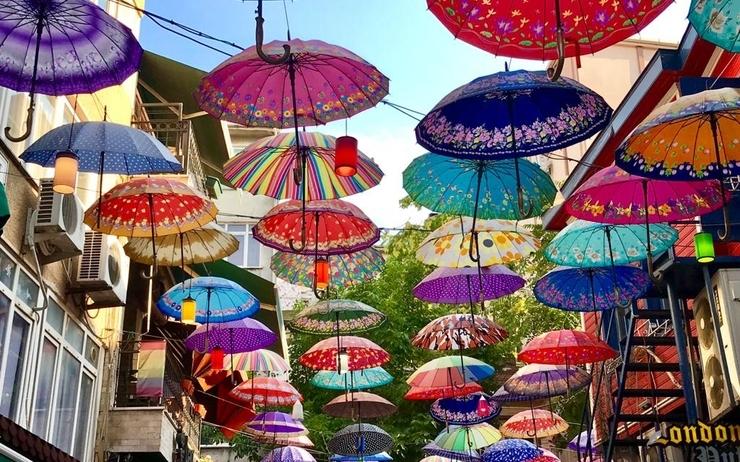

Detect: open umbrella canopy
[689, 0, 739, 52]
[327, 423, 393, 457]
[431, 393, 501, 425]
[261, 446, 316, 462]
[244, 411, 308, 438]
[481, 439, 542, 462]
[196, 38, 389, 128]
[403, 154, 556, 220]
[224, 132, 384, 200]
[534, 266, 650, 312]
[417, 218, 540, 268]
[500, 409, 569, 439]
[518, 329, 618, 365]
[299, 336, 390, 371]
[412, 314, 508, 350]
[322, 392, 397, 420]
[421, 456, 459, 462]
[331, 452, 392, 462]
[490, 386, 537, 403]
[192, 349, 290, 392]
[184, 318, 275, 353]
[271, 248, 384, 289]
[290, 300, 386, 334]
[405, 382, 483, 401]
[423, 442, 481, 462]
[545, 220, 678, 268]
[311, 367, 394, 391]
[415, 70, 612, 159]
[504, 364, 591, 398]
[414, 266, 525, 305]
[568, 430, 601, 454]
[229, 377, 302, 407]
[157, 276, 259, 323]
[434, 423, 502, 452]
[124, 223, 238, 266]
[254, 199, 379, 255]
[407, 356, 495, 388]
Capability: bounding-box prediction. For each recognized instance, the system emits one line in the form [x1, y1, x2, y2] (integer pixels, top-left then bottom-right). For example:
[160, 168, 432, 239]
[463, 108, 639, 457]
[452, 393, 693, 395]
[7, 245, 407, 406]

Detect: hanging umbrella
[273, 435, 315, 449]
[0, 0, 142, 141]
[568, 430, 601, 455]
[229, 377, 302, 407]
[504, 364, 591, 398]
[405, 382, 483, 401]
[254, 199, 379, 254]
[311, 367, 394, 391]
[245, 411, 308, 438]
[261, 446, 315, 462]
[490, 386, 537, 403]
[544, 220, 677, 268]
[225, 132, 384, 200]
[500, 409, 569, 439]
[322, 392, 397, 420]
[403, 153, 556, 220]
[184, 318, 276, 353]
[430, 393, 501, 425]
[418, 218, 540, 268]
[534, 266, 650, 312]
[331, 452, 392, 462]
[423, 442, 481, 462]
[407, 356, 495, 388]
[481, 439, 542, 462]
[434, 423, 502, 452]
[412, 314, 508, 350]
[192, 349, 290, 392]
[414, 266, 525, 305]
[157, 276, 259, 323]
[194, 380, 256, 440]
[689, 0, 739, 52]
[518, 329, 618, 365]
[290, 300, 386, 335]
[327, 423, 393, 457]
[124, 223, 238, 267]
[420, 456, 458, 462]
[271, 248, 384, 289]
[299, 336, 390, 371]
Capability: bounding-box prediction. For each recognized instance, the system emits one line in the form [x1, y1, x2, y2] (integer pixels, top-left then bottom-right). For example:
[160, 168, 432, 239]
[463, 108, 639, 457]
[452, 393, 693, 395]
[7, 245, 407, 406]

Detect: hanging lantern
[292, 400, 304, 421]
[694, 231, 715, 263]
[53, 150, 79, 194]
[338, 347, 350, 374]
[476, 395, 492, 417]
[210, 346, 225, 370]
[315, 257, 330, 289]
[181, 297, 197, 324]
[335, 136, 358, 177]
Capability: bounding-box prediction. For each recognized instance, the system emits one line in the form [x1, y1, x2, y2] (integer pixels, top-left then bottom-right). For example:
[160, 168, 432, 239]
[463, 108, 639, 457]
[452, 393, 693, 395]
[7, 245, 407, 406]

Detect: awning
[0, 414, 77, 462]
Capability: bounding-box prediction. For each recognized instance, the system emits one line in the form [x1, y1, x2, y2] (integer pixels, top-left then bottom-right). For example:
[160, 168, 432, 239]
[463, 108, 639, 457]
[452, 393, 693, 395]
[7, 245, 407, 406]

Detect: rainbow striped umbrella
[229, 349, 290, 376]
[434, 423, 502, 452]
[224, 132, 384, 200]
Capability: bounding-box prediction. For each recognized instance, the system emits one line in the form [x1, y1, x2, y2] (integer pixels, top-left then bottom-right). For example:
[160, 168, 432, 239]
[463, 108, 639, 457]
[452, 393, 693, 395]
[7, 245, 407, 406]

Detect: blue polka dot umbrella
[481, 439, 542, 462]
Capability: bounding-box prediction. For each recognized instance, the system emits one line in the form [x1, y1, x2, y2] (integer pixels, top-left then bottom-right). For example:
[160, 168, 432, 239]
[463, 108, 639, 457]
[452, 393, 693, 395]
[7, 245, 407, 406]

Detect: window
[225, 223, 262, 268]
[53, 349, 81, 454]
[32, 338, 57, 437]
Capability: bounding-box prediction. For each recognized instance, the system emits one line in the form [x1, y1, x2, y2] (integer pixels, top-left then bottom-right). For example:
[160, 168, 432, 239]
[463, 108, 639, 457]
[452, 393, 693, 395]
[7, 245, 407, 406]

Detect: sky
[138, 0, 691, 229]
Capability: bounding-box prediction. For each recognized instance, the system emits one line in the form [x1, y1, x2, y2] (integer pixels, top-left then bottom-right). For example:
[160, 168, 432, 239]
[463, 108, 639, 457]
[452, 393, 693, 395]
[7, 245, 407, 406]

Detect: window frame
[224, 222, 263, 269]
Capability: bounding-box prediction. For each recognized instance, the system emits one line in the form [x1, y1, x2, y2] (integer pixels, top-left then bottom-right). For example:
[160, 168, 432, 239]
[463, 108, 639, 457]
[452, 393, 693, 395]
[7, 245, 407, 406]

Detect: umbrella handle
[517, 187, 533, 218]
[255, 0, 291, 65]
[6, 12, 43, 143]
[141, 264, 157, 280]
[467, 231, 480, 263]
[547, 0, 565, 81]
[5, 99, 35, 142]
[718, 202, 731, 241]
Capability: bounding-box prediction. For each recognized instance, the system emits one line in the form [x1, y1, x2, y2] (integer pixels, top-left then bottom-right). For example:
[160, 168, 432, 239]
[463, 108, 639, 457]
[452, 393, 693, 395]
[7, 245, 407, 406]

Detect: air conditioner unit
[644, 425, 686, 462]
[33, 179, 84, 264]
[693, 269, 740, 421]
[76, 232, 128, 308]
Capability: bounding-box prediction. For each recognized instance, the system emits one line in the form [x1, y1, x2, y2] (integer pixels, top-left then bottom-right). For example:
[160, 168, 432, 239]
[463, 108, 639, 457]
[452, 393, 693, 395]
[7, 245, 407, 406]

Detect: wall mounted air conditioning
[76, 232, 128, 308]
[33, 179, 84, 265]
[694, 269, 740, 421]
[644, 424, 685, 462]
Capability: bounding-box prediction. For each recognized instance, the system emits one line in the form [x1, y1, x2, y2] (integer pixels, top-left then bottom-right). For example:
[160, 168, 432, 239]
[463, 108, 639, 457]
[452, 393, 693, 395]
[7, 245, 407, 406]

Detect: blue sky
[139, 0, 689, 228]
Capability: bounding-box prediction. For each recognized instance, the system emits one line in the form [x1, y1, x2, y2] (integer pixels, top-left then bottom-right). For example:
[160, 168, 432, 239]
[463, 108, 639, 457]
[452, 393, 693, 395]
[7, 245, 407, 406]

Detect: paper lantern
[53, 150, 79, 194]
[210, 346, 225, 370]
[694, 231, 715, 263]
[181, 297, 197, 324]
[315, 257, 330, 289]
[338, 348, 349, 374]
[335, 136, 358, 177]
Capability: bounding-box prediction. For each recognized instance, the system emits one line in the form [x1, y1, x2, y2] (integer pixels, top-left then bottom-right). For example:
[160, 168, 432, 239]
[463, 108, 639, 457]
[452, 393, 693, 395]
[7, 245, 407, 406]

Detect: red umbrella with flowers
[404, 382, 483, 401]
[518, 329, 617, 365]
[299, 336, 390, 371]
[228, 377, 302, 407]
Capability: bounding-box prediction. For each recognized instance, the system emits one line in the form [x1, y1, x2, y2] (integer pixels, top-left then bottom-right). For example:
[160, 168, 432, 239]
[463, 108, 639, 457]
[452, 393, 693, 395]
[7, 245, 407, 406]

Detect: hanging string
[282, 0, 291, 41]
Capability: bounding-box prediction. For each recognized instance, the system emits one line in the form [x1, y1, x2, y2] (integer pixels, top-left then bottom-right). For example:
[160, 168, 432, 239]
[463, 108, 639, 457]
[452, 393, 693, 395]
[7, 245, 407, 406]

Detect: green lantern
[694, 232, 715, 263]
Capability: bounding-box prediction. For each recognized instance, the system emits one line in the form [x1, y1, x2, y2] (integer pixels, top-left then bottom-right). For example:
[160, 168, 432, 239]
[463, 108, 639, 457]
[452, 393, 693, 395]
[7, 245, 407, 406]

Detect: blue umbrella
[20, 121, 182, 174]
[311, 367, 393, 391]
[330, 452, 392, 462]
[423, 442, 481, 462]
[534, 266, 651, 312]
[157, 276, 259, 323]
[430, 392, 501, 425]
[689, 0, 738, 52]
[481, 439, 542, 462]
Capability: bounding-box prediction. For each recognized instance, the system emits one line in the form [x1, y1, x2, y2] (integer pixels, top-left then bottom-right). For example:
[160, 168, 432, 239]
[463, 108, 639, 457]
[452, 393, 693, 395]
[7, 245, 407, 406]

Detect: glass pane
[247, 228, 261, 267]
[64, 320, 84, 353]
[32, 338, 57, 438]
[0, 249, 15, 289]
[46, 299, 64, 333]
[84, 339, 99, 366]
[52, 350, 81, 454]
[227, 224, 247, 233]
[73, 375, 93, 460]
[0, 293, 9, 363]
[227, 233, 246, 267]
[0, 315, 29, 418]
[16, 271, 39, 307]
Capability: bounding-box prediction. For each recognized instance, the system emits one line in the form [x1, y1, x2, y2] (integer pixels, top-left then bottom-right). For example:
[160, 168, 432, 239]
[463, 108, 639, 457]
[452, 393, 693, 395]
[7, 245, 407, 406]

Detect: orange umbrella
[500, 409, 569, 439]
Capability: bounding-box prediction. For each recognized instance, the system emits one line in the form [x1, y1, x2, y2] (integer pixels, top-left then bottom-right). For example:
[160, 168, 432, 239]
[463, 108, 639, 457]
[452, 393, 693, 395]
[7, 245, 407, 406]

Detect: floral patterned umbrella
[311, 367, 394, 391]
[299, 336, 390, 371]
[500, 409, 569, 439]
[244, 411, 308, 438]
[290, 300, 385, 335]
[414, 266, 525, 305]
[481, 439, 542, 462]
[423, 443, 481, 462]
[184, 318, 276, 353]
[327, 423, 393, 457]
[407, 356, 494, 388]
[261, 446, 315, 462]
[412, 314, 508, 350]
[405, 382, 483, 401]
[322, 392, 397, 420]
[271, 248, 384, 289]
[518, 329, 618, 365]
[229, 377, 302, 407]
[430, 392, 501, 425]
[504, 364, 591, 398]
[157, 276, 259, 324]
[434, 424, 502, 453]
[689, 0, 739, 52]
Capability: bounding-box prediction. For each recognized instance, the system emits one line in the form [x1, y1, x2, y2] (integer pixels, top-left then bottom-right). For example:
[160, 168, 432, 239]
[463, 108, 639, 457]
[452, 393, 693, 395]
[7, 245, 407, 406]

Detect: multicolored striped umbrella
[224, 132, 383, 200]
[405, 382, 483, 401]
[423, 442, 481, 462]
[518, 329, 618, 365]
[184, 318, 276, 353]
[290, 300, 386, 335]
[322, 392, 397, 420]
[261, 446, 315, 462]
[327, 423, 393, 457]
[192, 349, 290, 391]
[299, 336, 390, 371]
[311, 367, 394, 391]
[229, 377, 302, 407]
[271, 248, 384, 289]
[504, 364, 591, 398]
[481, 439, 542, 462]
[500, 409, 569, 439]
[430, 392, 501, 425]
[244, 411, 308, 438]
[407, 356, 494, 388]
[412, 314, 508, 350]
[413, 266, 525, 305]
[124, 222, 238, 266]
[157, 276, 259, 323]
[229, 349, 290, 377]
[434, 423, 502, 452]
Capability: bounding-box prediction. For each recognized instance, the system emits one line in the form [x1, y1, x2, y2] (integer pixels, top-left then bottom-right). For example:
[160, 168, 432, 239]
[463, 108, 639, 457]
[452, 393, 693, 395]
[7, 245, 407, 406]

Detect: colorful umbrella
[252, 434, 315, 448]
[534, 266, 650, 312]
[434, 423, 502, 452]
[568, 431, 600, 456]
[504, 364, 591, 398]
[192, 349, 289, 392]
[322, 392, 397, 420]
[229, 377, 302, 407]
[413, 266, 525, 305]
[412, 314, 508, 350]
[331, 452, 392, 462]
[224, 132, 383, 200]
[311, 367, 394, 391]
[261, 446, 315, 462]
[254, 199, 379, 254]
[290, 300, 386, 335]
[689, 0, 739, 53]
[0, 0, 142, 140]
[544, 220, 677, 268]
[500, 409, 569, 439]
[157, 276, 259, 323]
[195, 380, 255, 439]
[518, 329, 618, 365]
[124, 223, 238, 266]
[430, 392, 501, 425]
[490, 386, 537, 403]
[407, 356, 495, 388]
[417, 218, 540, 268]
[405, 382, 483, 401]
[403, 154, 556, 220]
[423, 443, 481, 462]
[299, 336, 390, 371]
[481, 439, 542, 462]
[420, 456, 460, 462]
[244, 411, 308, 438]
[327, 423, 393, 457]
[184, 318, 276, 353]
[271, 248, 384, 289]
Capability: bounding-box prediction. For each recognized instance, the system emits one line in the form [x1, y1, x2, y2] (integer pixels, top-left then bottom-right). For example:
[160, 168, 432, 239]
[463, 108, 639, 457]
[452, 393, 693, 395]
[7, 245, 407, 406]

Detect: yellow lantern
[181, 297, 197, 324]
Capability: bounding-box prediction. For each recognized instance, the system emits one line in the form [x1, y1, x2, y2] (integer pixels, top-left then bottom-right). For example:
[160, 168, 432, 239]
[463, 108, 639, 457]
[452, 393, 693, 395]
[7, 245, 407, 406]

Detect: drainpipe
[665, 282, 699, 423]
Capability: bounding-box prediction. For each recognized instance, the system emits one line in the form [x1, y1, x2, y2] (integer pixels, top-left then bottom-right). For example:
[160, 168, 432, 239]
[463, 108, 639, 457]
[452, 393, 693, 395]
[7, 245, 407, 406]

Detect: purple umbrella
[184, 318, 277, 354]
[503, 364, 591, 398]
[568, 431, 600, 454]
[245, 412, 308, 438]
[261, 446, 316, 462]
[430, 392, 501, 425]
[491, 386, 536, 403]
[0, 0, 142, 141]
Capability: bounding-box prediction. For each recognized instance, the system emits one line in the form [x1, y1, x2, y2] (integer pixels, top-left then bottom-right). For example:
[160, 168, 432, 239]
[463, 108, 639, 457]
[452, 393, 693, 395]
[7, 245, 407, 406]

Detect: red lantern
[210, 347, 225, 370]
[476, 395, 491, 417]
[334, 136, 358, 177]
[315, 257, 330, 289]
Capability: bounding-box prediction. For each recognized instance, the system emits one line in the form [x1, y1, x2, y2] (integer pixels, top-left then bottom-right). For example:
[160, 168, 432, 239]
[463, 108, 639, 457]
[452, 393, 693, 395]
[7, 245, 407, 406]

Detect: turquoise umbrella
[311, 367, 393, 391]
[545, 220, 677, 268]
[689, 0, 738, 52]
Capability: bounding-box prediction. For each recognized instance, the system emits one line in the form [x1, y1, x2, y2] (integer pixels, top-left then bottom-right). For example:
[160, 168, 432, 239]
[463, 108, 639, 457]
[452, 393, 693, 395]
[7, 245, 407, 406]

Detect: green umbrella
[290, 299, 385, 334]
[434, 423, 502, 452]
